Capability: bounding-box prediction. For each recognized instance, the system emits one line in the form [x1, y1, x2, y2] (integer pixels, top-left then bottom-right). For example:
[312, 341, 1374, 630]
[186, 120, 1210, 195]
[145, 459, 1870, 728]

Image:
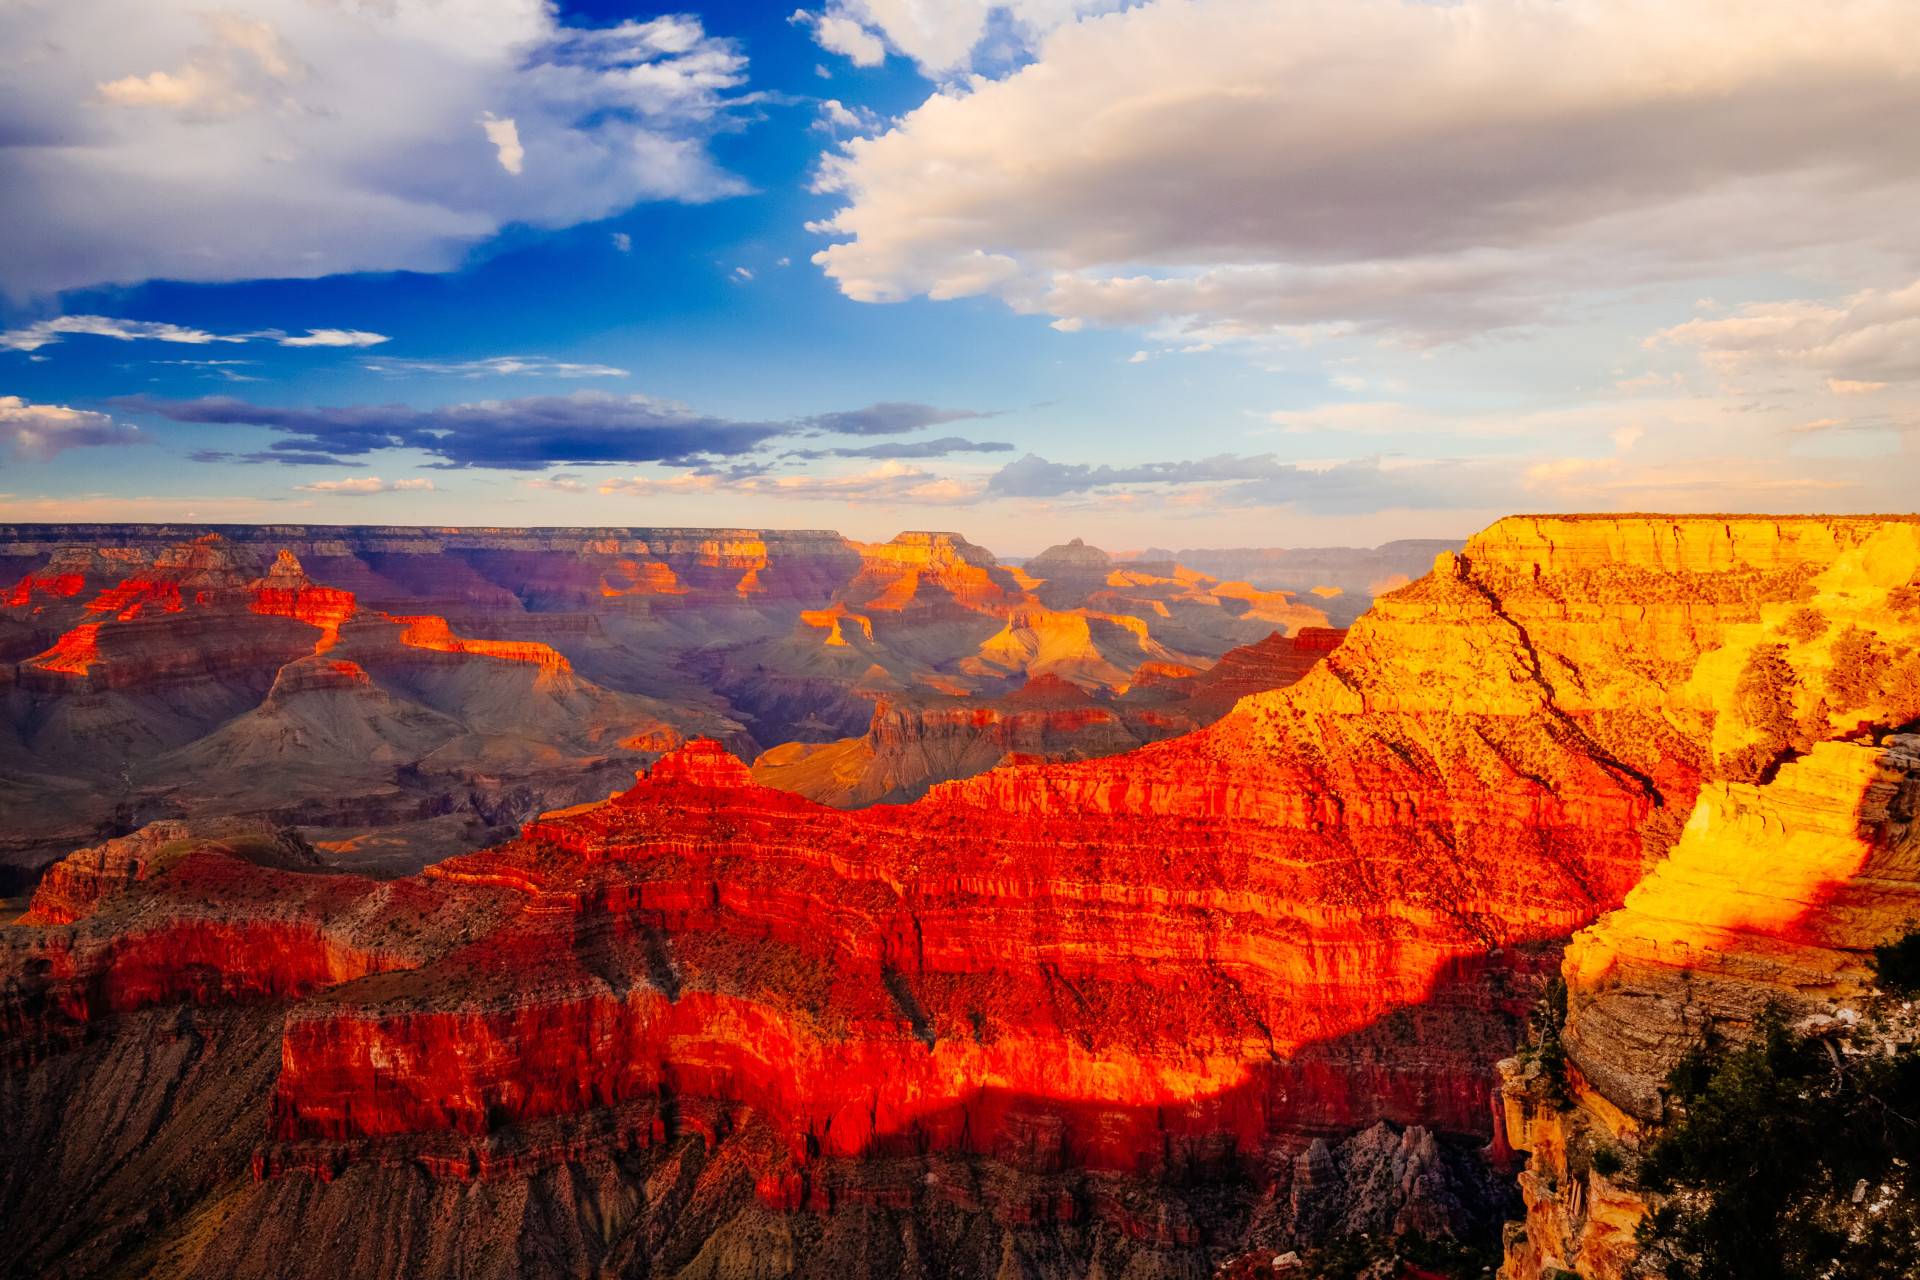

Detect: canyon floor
[4, 515, 1919, 1280]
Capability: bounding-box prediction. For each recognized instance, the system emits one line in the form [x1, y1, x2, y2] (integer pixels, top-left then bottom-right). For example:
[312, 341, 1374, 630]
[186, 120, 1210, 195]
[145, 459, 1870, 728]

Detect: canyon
[0, 525, 1367, 887]
[2, 514, 1918, 1279]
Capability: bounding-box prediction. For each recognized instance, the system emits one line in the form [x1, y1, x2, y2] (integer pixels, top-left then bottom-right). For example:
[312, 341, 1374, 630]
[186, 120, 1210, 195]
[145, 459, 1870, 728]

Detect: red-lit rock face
[0, 515, 1760, 1178]
[750, 628, 1348, 809]
[259, 734, 1567, 1174]
[9, 515, 1916, 1221]
[259, 518, 1920, 1178]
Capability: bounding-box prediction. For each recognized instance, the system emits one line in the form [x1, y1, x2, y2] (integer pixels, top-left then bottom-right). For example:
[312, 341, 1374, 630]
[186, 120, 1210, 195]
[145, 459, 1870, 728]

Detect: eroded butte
[5, 514, 1920, 1279]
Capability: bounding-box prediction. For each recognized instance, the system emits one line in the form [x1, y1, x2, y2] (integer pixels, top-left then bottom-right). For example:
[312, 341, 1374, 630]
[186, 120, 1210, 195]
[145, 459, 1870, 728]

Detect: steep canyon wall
[3, 514, 1917, 1279]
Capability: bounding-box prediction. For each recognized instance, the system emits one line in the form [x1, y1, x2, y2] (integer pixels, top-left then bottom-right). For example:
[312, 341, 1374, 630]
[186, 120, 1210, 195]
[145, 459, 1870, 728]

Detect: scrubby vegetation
[1287, 1232, 1497, 1280]
[1780, 606, 1829, 644]
[1515, 977, 1575, 1111]
[1874, 921, 1920, 999]
[1721, 642, 1804, 782]
[1888, 582, 1920, 625]
[1826, 626, 1896, 711]
[1633, 989, 1920, 1280]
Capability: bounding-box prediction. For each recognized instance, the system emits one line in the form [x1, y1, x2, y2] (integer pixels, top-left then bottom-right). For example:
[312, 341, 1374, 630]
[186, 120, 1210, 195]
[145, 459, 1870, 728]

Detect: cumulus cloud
[110, 390, 995, 470]
[814, 99, 877, 133]
[2, 3, 750, 295]
[479, 114, 525, 176]
[363, 356, 630, 378]
[292, 476, 435, 494]
[796, 1, 1121, 75]
[601, 458, 986, 505]
[812, 0, 1920, 342]
[0, 396, 146, 461]
[1654, 279, 1920, 384]
[522, 474, 589, 494]
[800, 12, 887, 67]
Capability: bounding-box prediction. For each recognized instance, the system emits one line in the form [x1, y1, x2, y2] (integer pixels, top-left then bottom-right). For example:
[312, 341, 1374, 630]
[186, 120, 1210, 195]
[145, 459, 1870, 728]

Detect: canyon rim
[2, 512, 1917, 1278]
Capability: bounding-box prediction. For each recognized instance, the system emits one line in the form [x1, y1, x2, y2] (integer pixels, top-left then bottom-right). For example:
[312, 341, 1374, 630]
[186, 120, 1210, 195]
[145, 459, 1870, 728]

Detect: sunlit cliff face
[5, 515, 1918, 1280]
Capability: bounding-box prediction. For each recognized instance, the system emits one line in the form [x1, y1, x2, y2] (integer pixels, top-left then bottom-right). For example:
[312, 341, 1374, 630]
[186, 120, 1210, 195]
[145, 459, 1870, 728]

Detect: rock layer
[2, 526, 1370, 882]
[6, 513, 1920, 1279]
[751, 628, 1346, 808]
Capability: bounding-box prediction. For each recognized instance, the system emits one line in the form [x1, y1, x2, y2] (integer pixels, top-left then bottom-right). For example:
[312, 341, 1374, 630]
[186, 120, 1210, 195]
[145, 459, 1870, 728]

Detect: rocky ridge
[5, 514, 1918, 1278]
[750, 628, 1346, 808]
[2, 526, 1357, 884]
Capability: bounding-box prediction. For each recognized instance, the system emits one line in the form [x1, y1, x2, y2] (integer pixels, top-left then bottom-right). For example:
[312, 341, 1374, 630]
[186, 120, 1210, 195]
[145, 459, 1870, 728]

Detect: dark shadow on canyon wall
[0, 941, 1549, 1280]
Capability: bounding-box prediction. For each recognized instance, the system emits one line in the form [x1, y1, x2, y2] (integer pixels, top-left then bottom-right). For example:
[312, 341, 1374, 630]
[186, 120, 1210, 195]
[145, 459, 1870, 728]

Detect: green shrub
[1825, 626, 1892, 712]
[1633, 1004, 1920, 1280]
[1590, 1143, 1623, 1178]
[1721, 643, 1803, 782]
[1529, 977, 1575, 1110]
[1871, 922, 1920, 998]
[1780, 607, 1829, 644]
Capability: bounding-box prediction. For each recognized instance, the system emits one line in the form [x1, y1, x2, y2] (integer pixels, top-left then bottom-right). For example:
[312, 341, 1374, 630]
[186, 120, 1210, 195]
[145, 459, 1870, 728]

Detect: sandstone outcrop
[3, 523, 1365, 888]
[1489, 516, 1920, 1280]
[752, 628, 1347, 808]
[0, 535, 748, 881]
[5, 514, 1919, 1280]
[1111, 539, 1466, 626]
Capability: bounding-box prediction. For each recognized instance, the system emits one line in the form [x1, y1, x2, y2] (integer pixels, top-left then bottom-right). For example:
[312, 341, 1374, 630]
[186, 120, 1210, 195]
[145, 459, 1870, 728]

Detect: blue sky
[3, 0, 1916, 554]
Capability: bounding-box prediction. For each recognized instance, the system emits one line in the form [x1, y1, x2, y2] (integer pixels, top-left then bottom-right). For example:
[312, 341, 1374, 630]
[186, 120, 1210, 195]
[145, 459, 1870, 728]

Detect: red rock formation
[258, 738, 1546, 1175]
[261, 514, 1908, 1189]
[5, 514, 1917, 1280]
[752, 627, 1347, 808]
[1127, 627, 1346, 706]
[247, 550, 356, 648]
[22, 514, 1803, 1193]
[387, 613, 571, 669]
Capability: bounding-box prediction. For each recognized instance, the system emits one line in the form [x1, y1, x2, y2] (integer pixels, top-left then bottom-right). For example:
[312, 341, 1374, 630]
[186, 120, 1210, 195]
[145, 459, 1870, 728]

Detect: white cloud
[0, 316, 389, 353]
[2, 3, 749, 296]
[0, 396, 145, 461]
[292, 476, 435, 494]
[96, 13, 308, 117]
[814, 99, 877, 133]
[523, 475, 588, 493]
[600, 458, 986, 505]
[0, 315, 244, 353]
[363, 356, 630, 378]
[1655, 279, 1920, 383]
[480, 114, 525, 175]
[812, 0, 1920, 342]
[611, 232, 633, 253]
[279, 329, 390, 348]
[807, 13, 887, 67]
[797, 1, 1120, 75]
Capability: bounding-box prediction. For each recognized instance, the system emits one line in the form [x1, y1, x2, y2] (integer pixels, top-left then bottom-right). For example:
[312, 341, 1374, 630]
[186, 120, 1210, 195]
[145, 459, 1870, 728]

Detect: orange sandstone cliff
[1, 526, 1362, 884]
[1476, 517, 1920, 1280]
[750, 628, 1347, 808]
[3, 514, 1918, 1280]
